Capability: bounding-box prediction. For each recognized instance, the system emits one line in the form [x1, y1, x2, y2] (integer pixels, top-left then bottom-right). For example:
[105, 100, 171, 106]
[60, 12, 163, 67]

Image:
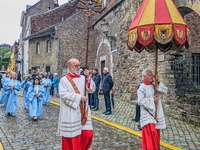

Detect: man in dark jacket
[92, 68, 101, 111]
[101, 67, 113, 115]
[48, 72, 54, 96]
[17, 71, 21, 82]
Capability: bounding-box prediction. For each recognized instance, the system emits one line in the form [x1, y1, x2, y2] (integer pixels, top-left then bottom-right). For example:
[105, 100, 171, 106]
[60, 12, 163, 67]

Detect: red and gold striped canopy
[127, 0, 190, 53]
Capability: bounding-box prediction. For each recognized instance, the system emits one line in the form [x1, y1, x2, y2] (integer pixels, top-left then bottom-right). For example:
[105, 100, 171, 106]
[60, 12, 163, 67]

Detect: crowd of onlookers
[86, 67, 114, 115]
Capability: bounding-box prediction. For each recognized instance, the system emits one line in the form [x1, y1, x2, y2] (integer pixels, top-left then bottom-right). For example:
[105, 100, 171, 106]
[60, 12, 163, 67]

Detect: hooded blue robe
[0, 77, 10, 104]
[21, 80, 32, 108]
[41, 78, 51, 104]
[4, 79, 21, 113]
[27, 84, 44, 117]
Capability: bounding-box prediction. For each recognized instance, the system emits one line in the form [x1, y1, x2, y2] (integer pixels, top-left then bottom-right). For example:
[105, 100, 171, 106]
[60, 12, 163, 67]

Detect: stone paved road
[90, 119, 143, 150]
[0, 96, 61, 150]
[51, 94, 200, 150]
[0, 91, 152, 150]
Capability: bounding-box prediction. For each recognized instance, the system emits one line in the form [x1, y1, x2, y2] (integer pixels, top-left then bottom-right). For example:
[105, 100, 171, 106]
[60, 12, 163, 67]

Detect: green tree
[0, 47, 10, 57]
[0, 47, 11, 70]
[4, 51, 11, 59]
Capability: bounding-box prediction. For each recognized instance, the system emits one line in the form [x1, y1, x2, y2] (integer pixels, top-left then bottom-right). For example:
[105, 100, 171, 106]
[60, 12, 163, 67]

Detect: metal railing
[171, 57, 200, 94]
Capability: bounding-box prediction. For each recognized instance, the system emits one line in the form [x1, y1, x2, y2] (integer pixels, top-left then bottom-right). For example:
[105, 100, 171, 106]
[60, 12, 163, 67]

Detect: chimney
[54, 0, 59, 7]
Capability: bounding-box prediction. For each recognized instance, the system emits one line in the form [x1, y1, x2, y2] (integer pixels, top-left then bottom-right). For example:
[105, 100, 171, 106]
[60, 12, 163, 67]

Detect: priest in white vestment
[58, 58, 96, 150]
[138, 69, 168, 150]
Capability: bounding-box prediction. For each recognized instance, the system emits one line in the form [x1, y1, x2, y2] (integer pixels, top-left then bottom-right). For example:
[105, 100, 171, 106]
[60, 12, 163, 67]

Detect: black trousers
[134, 102, 140, 122]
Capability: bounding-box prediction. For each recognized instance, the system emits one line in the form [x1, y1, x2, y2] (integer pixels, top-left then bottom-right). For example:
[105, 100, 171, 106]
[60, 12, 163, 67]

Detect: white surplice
[138, 81, 168, 129]
[58, 74, 96, 138]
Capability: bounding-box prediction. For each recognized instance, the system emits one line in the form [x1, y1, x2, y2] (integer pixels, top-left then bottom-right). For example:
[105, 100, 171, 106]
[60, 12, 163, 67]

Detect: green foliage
[0, 47, 10, 57]
[4, 51, 11, 59]
[174, 57, 189, 73]
[0, 47, 11, 70]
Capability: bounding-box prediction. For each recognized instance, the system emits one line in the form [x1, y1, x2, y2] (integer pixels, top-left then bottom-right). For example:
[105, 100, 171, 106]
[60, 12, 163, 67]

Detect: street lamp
[101, 19, 108, 36]
[100, 19, 117, 50]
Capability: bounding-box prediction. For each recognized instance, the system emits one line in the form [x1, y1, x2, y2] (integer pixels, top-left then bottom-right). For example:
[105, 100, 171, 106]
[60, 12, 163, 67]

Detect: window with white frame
[47, 40, 51, 53]
[102, 0, 106, 9]
[36, 43, 40, 54]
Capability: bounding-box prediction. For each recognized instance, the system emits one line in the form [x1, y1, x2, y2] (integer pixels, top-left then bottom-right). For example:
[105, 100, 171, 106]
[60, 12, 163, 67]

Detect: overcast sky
[0, 0, 67, 46]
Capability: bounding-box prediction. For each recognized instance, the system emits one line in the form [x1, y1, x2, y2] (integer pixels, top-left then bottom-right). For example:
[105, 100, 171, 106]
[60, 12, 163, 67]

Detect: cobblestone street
[51, 94, 200, 150]
[0, 89, 200, 150]
[0, 91, 145, 150]
[0, 96, 61, 150]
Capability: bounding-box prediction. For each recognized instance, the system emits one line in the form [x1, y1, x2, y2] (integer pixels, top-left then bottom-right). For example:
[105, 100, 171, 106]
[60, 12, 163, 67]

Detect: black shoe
[94, 108, 98, 111]
[91, 106, 95, 109]
[138, 126, 142, 130]
[8, 113, 11, 116]
[105, 111, 112, 115]
[132, 119, 136, 121]
[103, 110, 107, 114]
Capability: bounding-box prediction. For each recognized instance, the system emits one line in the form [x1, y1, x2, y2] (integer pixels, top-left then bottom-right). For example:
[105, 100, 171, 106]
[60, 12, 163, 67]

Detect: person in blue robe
[27, 77, 44, 120]
[41, 72, 52, 105]
[0, 72, 10, 106]
[4, 72, 21, 116]
[21, 75, 32, 109]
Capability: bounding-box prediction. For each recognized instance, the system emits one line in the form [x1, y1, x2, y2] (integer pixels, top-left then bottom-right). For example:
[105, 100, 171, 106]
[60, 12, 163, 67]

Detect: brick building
[20, 0, 59, 76]
[12, 42, 19, 73]
[23, 0, 95, 78]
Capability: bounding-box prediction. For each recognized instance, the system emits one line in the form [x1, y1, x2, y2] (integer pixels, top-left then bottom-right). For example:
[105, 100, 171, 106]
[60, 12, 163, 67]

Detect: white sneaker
[34, 117, 37, 121]
[11, 113, 16, 117]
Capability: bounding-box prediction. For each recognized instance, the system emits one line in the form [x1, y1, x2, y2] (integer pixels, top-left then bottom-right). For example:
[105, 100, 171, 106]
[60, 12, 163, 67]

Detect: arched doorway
[95, 39, 113, 81]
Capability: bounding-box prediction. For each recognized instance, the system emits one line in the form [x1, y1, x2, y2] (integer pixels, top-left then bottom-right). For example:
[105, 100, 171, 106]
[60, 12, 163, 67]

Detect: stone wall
[56, 10, 96, 79]
[31, 1, 77, 35]
[185, 11, 200, 58]
[28, 36, 58, 74]
[175, 87, 200, 126]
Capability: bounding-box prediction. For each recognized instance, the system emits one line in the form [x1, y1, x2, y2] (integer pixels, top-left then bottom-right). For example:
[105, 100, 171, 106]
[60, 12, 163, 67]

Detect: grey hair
[103, 67, 109, 72]
[10, 72, 17, 79]
[40, 72, 43, 74]
[44, 72, 48, 76]
[142, 69, 152, 77]
[68, 58, 77, 66]
[54, 73, 58, 76]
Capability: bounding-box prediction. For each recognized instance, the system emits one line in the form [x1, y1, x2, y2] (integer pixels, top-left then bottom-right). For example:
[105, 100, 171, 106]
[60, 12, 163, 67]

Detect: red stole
[66, 72, 91, 88]
[66, 72, 81, 79]
[143, 80, 153, 85]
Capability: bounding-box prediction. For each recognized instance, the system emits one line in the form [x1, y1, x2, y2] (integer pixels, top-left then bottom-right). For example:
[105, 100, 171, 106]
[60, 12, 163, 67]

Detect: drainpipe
[51, 32, 60, 80]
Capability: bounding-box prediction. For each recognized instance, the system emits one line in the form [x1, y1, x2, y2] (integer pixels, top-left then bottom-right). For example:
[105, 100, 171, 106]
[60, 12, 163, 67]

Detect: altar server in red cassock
[138, 69, 168, 150]
[58, 58, 96, 150]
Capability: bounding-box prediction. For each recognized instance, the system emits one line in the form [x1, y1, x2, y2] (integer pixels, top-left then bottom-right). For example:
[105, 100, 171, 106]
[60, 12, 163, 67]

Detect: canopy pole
[84, 16, 90, 96]
[155, 48, 158, 122]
